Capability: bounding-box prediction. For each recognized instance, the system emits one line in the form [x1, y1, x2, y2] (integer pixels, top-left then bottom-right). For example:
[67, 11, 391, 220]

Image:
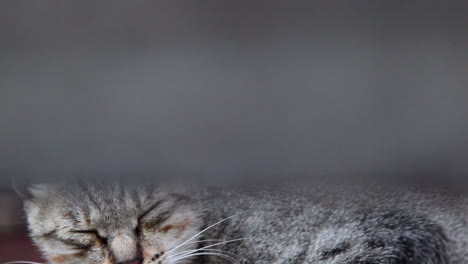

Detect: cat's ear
[12, 180, 50, 202]
[12, 179, 34, 200]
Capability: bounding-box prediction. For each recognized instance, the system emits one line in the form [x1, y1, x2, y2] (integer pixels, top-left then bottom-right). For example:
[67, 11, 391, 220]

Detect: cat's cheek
[139, 235, 166, 259]
[48, 252, 86, 264]
[160, 218, 197, 241]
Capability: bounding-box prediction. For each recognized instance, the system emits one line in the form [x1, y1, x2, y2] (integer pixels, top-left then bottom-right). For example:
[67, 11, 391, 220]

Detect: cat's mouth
[119, 259, 143, 264]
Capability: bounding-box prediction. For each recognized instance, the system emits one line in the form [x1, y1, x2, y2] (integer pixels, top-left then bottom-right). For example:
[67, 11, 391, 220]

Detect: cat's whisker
[174, 248, 244, 262]
[166, 212, 246, 253]
[3, 261, 46, 264]
[171, 252, 237, 263]
[171, 238, 225, 248]
[167, 238, 235, 258]
[169, 240, 232, 257]
[170, 237, 248, 258]
[171, 252, 238, 263]
[171, 247, 239, 259]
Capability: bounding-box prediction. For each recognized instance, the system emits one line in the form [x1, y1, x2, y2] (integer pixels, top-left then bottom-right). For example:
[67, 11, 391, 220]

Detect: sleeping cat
[20, 183, 467, 264]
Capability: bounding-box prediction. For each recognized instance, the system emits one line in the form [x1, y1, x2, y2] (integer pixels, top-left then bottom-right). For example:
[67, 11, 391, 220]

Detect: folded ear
[12, 179, 34, 201]
[12, 179, 51, 202]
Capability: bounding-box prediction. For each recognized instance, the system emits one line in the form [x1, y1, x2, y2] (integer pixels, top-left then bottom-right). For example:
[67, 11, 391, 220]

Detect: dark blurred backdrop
[1, 1, 468, 187]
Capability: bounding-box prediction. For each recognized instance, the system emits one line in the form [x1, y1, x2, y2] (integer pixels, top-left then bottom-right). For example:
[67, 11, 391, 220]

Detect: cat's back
[193, 186, 467, 263]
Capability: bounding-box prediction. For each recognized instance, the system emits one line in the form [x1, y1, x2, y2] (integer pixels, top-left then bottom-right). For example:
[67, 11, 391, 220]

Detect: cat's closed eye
[70, 229, 98, 234]
[70, 229, 108, 245]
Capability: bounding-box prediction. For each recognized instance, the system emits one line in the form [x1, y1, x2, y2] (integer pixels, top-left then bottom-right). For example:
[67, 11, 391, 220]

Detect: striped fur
[23, 183, 467, 264]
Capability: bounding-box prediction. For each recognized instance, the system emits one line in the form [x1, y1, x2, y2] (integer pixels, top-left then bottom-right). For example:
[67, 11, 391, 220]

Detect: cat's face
[23, 184, 202, 264]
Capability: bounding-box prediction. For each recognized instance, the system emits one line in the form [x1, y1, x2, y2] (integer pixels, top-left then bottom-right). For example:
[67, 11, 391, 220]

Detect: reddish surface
[0, 232, 43, 263]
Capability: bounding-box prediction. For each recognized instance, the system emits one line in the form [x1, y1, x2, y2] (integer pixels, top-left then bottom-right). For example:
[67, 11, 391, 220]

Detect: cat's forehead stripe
[54, 185, 188, 232]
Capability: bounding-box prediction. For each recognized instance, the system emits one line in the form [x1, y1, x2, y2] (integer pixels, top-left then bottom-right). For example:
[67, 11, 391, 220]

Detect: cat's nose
[118, 258, 143, 264]
[110, 233, 141, 264]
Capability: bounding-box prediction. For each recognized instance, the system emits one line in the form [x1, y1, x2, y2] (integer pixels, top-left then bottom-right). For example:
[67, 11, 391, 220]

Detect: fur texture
[23, 184, 467, 264]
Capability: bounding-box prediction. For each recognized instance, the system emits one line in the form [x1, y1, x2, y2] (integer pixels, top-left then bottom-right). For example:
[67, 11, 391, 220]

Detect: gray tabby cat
[21, 183, 467, 264]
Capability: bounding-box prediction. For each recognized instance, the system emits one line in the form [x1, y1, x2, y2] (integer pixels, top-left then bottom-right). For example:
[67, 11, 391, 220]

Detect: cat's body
[22, 183, 467, 264]
[197, 186, 467, 263]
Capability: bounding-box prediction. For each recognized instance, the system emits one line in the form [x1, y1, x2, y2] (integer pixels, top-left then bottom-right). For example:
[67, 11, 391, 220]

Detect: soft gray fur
[22, 183, 467, 264]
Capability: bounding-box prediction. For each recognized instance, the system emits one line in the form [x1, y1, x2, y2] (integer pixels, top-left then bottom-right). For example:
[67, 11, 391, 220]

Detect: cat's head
[21, 183, 202, 264]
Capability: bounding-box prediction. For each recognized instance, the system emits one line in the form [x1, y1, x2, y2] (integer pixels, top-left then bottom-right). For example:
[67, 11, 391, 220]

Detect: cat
[19, 183, 467, 264]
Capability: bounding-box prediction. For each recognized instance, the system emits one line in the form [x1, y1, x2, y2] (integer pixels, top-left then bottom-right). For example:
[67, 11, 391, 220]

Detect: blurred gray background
[1, 1, 468, 189]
